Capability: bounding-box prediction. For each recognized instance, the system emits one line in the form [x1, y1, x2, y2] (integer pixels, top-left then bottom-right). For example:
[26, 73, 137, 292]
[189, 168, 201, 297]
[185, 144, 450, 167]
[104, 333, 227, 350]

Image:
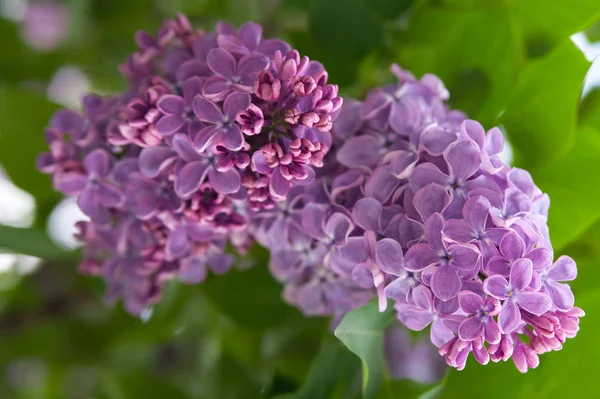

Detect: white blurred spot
[140, 307, 154, 323]
[47, 197, 88, 250]
[498, 135, 514, 166]
[572, 33, 600, 97]
[47, 66, 91, 109]
[0, 0, 28, 21]
[0, 178, 36, 228]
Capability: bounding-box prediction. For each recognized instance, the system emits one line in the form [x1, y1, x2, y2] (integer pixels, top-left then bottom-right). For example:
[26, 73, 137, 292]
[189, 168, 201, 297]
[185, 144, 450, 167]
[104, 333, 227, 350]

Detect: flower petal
[208, 167, 240, 194]
[376, 238, 404, 275]
[498, 300, 521, 334]
[517, 291, 552, 316]
[430, 262, 462, 301]
[458, 317, 484, 341]
[404, 243, 439, 271]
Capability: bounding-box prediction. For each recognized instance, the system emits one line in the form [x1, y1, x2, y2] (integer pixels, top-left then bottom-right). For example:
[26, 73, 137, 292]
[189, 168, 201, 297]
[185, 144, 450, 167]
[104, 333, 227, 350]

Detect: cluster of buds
[37, 15, 340, 314]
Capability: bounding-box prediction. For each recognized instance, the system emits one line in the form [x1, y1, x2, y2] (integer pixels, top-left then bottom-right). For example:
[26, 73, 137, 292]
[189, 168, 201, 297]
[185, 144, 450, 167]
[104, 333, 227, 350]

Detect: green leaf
[530, 127, 600, 251]
[275, 343, 360, 399]
[308, 0, 384, 85]
[579, 87, 600, 132]
[334, 300, 396, 399]
[360, 0, 415, 21]
[395, 2, 521, 126]
[502, 40, 589, 169]
[0, 85, 60, 207]
[0, 225, 74, 260]
[510, 0, 600, 50]
[201, 248, 304, 330]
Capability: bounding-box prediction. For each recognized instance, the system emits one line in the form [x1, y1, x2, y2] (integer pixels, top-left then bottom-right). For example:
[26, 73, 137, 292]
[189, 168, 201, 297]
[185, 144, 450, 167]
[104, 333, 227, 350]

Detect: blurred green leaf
[395, 1, 521, 126]
[0, 225, 74, 260]
[510, 0, 600, 50]
[201, 249, 304, 330]
[361, 0, 415, 21]
[530, 127, 600, 252]
[334, 301, 396, 399]
[502, 41, 589, 169]
[579, 87, 600, 132]
[308, 0, 384, 85]
[275, 343, 360, 399]
[0, 85, 60, 206]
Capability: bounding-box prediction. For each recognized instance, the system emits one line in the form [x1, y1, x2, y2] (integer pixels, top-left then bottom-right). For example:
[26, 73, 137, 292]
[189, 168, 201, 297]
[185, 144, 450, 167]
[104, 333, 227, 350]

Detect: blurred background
[1, 0, 600, 398]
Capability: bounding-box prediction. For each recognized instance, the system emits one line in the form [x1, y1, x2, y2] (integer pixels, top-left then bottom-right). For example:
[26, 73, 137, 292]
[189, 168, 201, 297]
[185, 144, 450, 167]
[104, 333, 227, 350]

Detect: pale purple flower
[457, 291, 501, 344]
[484, 259, 553, 333]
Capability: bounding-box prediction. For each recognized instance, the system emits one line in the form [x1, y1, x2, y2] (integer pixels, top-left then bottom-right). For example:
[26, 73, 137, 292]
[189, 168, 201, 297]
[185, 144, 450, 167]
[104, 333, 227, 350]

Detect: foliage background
[0, 0, 600, 397]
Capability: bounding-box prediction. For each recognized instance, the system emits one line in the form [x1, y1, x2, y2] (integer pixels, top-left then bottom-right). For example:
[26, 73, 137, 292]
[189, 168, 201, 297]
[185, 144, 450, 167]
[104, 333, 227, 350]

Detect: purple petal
[167, 227, 190, 259]
[431, 318, 455, 348]
[412, 285, 433, 310]
[324, 213, 353, 246]
[420, 125, 457, 156]
[547, 255, 577, 282]
[498, 300, 521, 334]
[461, 120, 485, 148]
[389, 150, 418, 179]
[55, 172, 87, 194]
[203, 76, 232, 101]
[397, 305, 433, 331]
[413, 183, 450, 223]
[458, 317, 484, 341]
[499, 232, 526, 261]
[258, 39, 291, 57]
[525, 248, 553, 271]
[182, 77, 204, 104]
[375, 238, 404, 275]
[544, 280, 575, 311]
[208, 167, 240, 194]
[352, 197, 382, 232]
[404, 243, 439, 271]
[207, 47, 235, 78]
[84, 149, 111, 177]
[337, 135, 383, 168]
[193, 125, 221, 152]
[269, 167, 291, 199]
[510, 258, 533, 291]
[448, 245, 479, 271]
[430, 262, 462, 300]
[442, 219, 474, 244]
[445, 140, 480, 180]
[360, 91, 392, 119]
[424, 213, 444, 251]
[193, 96, 223, 123]
[483, 319, 501, 344]
[517, 291, 552, 315]
[462, 195, 490, 233]
[238, 22, 262, 50]
[410, 163, 448, 193]
[508, 168, 535, 198]
[352, 263, 374, 288]
[222, 124, 244, 151]
[138, 146, 175, 177]
[223, 91, 251, 120]
[389, 100, 421, 135]
[459, 291, 484, 314]
[237, 53, 269, 83]
[483, 275, 509, 299]
[157, 94, 186, 115]
[156, 114, 185, 136]
[175, 161, 209, 197]
[364, 165, 400, 203]
[179, 258, 208, 284]
[487, 256, 511, 276]
[339, 236, 369, 264]
[251, 151, 272, 174]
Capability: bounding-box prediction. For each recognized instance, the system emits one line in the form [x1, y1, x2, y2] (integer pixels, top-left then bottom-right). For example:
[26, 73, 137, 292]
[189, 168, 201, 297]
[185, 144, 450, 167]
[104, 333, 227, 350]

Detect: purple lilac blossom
[257, 63, 583, 373]
[38, 15, 340, 314]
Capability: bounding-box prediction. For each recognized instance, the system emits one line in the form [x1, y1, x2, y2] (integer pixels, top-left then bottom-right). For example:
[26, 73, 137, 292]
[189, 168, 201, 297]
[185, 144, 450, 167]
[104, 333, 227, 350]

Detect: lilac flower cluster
[256, 64, 583, 372]
[37, 15, 340, 314]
